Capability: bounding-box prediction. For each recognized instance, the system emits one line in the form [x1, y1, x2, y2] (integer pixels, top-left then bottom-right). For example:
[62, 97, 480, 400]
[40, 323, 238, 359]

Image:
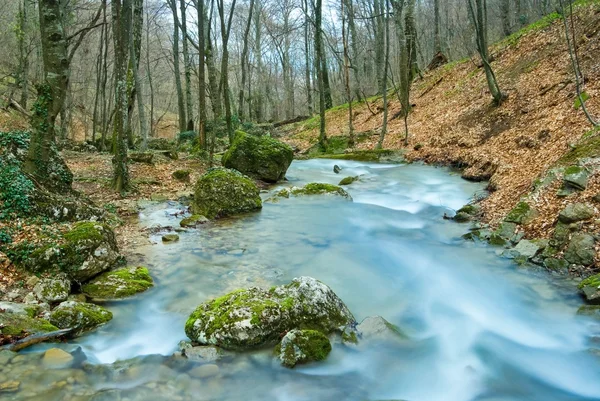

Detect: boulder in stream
[578, 274, 600, 304]
[185, 276, 355, 350]
[81, 266, 153, 300]
[49, 301, 112, 334]
[192, 168, 262, 219]
[276, 329, 332, 368]
[0, 302, 57, 336]
[222, 131, 294, 183]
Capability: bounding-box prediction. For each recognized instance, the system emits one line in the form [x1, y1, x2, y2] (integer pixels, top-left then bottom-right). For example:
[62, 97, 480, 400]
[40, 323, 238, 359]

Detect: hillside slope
[281, 3, 600, 255]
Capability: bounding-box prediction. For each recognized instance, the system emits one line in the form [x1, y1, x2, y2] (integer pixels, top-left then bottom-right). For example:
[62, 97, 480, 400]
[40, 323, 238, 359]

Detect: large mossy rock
[25, 221, 120, 282]
[558, 203, 595, 224]
[0, 302, 58, 336]
[222, 131, 293, 183]
[564, 233, 596, 266]
[49, 301, 112, 333]
[33, 273, 71, 303]
[81, 266, 153, 300]
[504, 201, 538, 225]
[185, 276, 355, 350]
[192, 168, 262, 219]
[267, 183, 353, 203]
[579, 274, 600, 304]
[276, 329, 332, 368]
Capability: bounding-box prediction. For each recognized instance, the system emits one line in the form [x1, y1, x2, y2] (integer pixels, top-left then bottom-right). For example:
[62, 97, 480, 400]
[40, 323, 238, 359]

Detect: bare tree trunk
[434, 0, 442, 53]
[169, 0, 187, 133]
[315, 0, 327, 150]
[252, 0, 264, 121]
[198, 0, 207, 149]
[145, 0, 155, 138]
[131, 0, 148, 150]
[206, 1, 222, 118]
[303, 0, 313, 115]
[112, 0, 132, 193]
[180, 0, 194, 131]
[501, 0, 511, 36]
[377, 0, 390, 149]
[238, 0, 255, 122]
[217, 0, 237, 143]
[342, 0, 354, 147]
[17, 0, 29, 109]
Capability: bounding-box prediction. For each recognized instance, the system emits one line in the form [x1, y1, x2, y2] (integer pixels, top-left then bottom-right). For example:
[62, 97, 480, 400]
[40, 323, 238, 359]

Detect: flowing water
[5, 159, 600, 401]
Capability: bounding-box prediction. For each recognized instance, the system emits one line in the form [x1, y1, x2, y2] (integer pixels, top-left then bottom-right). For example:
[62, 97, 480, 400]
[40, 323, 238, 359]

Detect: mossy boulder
[185, 276, 355, 350]
[49, 301, 112, 333]
[290, 183, 352, 200]
[33, 273, 71, 303]
[564, 233, 596, 266]
[338, 176, 358, 186]
[180, 214, 209, 227]
[276, 329, 332, 368]
[504, 201, 538, 225]
[172, 169, 191, 182]
[578, 274, 600, 304]
[558, 203, 595, 224]
[161, 234, 179, 242]
[222, 131, 293, 183]
[81, 266, 153, 300]
[25, 221, 120, 282]
[192, 168, 262, 219]
[0, 303, 58, 336]
[577, 305, 600, 318]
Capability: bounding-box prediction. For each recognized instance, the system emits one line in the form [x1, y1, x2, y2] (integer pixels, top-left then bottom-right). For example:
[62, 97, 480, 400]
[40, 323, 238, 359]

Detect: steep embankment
[281, 3, 600, 270]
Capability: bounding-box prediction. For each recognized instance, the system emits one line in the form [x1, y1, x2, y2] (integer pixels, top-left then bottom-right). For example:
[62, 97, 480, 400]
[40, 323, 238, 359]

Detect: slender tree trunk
[315, 0, 327, 150]
[252, 1, 263, 121]
[130, 0, 148, 150]
[345, 0, 361, 103]
[238, 0, 255, 122]
[169, 0, 187, 133]
[100, 2, 110, 151]
[145, 0, 155, 138]
[112, 0, 132, 193]
[180, 0, 194, 131]
[198, 0, 207, 149]
[206, 1, 222, 118]
[342, 0, 354, 147]
[303, 0, 313, 115]
[378, 0, 390, 149]
[17, 0, 29, 109]
[434, 0, 442, 53]
[217, 0, 237, 143]
[501, 0, 511, 36]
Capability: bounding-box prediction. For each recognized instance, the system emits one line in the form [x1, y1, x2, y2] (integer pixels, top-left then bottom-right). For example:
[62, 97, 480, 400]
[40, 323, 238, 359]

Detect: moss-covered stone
[185, 276, 355, 350]
[161, 234, 180, 242]
[81, 266, 153, 300]
[577, 305, 600, 319]
[543, 257, 569, 272]
[277, 329, 332, 368]
[290, 183, 352, 200]
[338, 176, 358, 186]
[49, 301, 112, 333]
[172, 169, 191, 182]
[222, 131, 294, 183]
[180, 214, 209, 227]
[564, 233, 595, 266]
[504, 201, 538, 225]
[24, 221, 120, 282]
[563, 166, 589, 190]
[33, 273, 71, 303]
[578, 274, 600, 304]
[192, 168, 262, 219]
[0, 312, 58, 336]
[558, 203, 595, 223]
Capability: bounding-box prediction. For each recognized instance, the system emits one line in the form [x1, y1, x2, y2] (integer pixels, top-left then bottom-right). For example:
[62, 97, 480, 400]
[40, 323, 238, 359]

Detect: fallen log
[2, 328, 74, 352]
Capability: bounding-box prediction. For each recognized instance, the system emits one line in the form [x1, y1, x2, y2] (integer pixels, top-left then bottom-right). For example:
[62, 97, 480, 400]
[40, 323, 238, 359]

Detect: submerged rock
[342, 316, 407, 345]
[338, 176, 358, 186]
[185, 276, 355, 350]
[49, 301, 112, 334]
[222, 131, 294, 182]
[25, 221, 120, 282]
[161, 234, 180, 242]
[81, 266, 153, 300]
[180, 214, 209, 227]
[179, 341, 224, 363]
[276, 329, 332, 368]
[558, 203, 595, 224]
[564, 233, 596, 266]
[291, 183, 352, 200]
[42, 348, 74, 369]
[192, 167, 262, 219]
[33, 274, 71, 303]
[579, 274, 600, 304]
[333, 165, 342, 174]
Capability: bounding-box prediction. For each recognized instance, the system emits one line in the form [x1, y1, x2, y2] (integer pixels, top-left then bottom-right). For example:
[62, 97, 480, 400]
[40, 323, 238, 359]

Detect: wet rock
[180, 215, 209, 227]
[0, 350, 16, 365]
[564, 233, 596, 266]
[342, 316, 407, 345]
[512, 239, 542, 259]
[0, 380, 20, 393]
[185, 276, 355, 350]
[504, 201, 538, 225]
[179, 342, 223, 363]
[221, 131, 294, 183]
[49, 301, 112, 334]
[24, 221, 120, 282]
[579, 274, 600, 304]
[333, 165, 342, 174]
[558, 203, 595, 224]
[551, 222, 576, 248]
[338, 176, 358, 186]
[192, 168, 262, 219]
[577, 305, 600, 318]
[162, 234, 180, 242]
[543, 257, 570, 272]
[42, 348, 74, 369]
[0, 303, 57, 336]
[81, 266, 153, 300]
[276, 329, 332, 368]
[563, 166, 589, 190]
[188, 364, 219, 378]
[289, 183, 353, 200]
[33, 274, 71, 303]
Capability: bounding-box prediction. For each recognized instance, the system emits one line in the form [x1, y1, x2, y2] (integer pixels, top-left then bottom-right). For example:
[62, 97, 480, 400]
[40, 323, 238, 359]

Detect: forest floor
[280, 2, 600, 267]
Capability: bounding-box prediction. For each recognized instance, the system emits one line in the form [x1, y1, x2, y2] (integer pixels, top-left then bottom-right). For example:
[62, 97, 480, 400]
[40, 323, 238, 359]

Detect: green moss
[558, 133, 600, 165]
[574, 92, 590, 109]
[579, 274, 600, 290]
[339, 176, 358, 186]
[172, 169, 191, 181]
[280, 329, 332, 368]
[49, 301, 113, 333]
[63, 222, 105, 243]
[342, 330, 358, 344]
[291, 183, 350, 198]
[81, 266, 153, 300]
[500, 12, 561, 48]
[0, 313, 58, 336]
[457, 204, 479, 215]
[504, 201, 537, 225]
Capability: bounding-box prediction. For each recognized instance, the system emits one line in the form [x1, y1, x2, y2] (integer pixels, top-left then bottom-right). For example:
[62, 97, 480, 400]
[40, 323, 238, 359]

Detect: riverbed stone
[192, 167, 262, 219]
[289, 183, 353, 200]
[49, 301, 112, 334]
[339, 176, 358, 186]
[512, 240, 542, 259]
[342, 316, 407, 345]
[504, 201, 538, 225]
[162, 234, 180, 242]
[579, 274, 600, 304]
[42, 348, 74, 369]
[188, 364, 219, 378]
[543, 257, 570, 272]
[185, 276, 355, 350]
[0, 380, 20, 392]
[577, 305, 600, 318]
[81, 266, 153, 300]
[180, 215, 209, 227]
[276, 329, 332, 368]
[558, 203, 595, 224]
[563, 166, 589, 190]
[564, 233, 596, 266]
[221, 131, 293, 183]
[24, 221, 120, 282]
[179, 343, 223, 363]
[33, 274, 71, 303]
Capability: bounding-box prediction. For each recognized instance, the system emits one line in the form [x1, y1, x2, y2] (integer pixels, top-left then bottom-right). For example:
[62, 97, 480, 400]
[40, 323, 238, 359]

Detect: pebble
[43, 348, 74, 369]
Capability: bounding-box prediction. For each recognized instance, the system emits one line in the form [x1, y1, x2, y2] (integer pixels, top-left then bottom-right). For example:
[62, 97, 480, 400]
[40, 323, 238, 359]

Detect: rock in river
[185, 276, 355, 350]
[192, 167, 262, 219]
[81, 266, 153, 300]
[222, 131, 293, 183]
[276, 329, 332, 368]
[579, 274, 600, 304]
[49, 301, 112, 334]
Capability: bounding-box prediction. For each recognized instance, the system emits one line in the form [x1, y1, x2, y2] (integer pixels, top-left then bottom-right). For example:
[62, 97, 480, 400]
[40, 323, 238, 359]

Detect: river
[6, 159, 600, 401]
